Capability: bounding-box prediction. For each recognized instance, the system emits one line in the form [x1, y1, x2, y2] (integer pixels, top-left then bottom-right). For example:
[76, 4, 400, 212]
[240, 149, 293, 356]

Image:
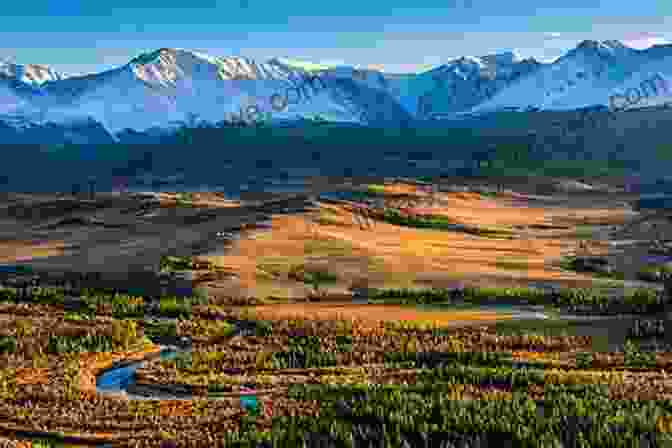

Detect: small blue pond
[96, 348, 180, 392]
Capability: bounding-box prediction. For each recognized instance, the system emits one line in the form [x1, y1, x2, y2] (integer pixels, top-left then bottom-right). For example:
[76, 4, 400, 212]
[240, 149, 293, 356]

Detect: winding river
[91, 305, 652, 401]
[7, 307, 659, 447]
[95, 344, 191, 400]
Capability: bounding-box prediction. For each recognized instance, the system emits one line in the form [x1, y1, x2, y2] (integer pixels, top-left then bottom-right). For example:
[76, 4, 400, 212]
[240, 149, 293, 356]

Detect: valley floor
[0, 175, 670, 446]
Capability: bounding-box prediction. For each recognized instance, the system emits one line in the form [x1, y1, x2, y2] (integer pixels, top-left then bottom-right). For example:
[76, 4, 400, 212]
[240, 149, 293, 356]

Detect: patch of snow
[5, 40, 672, 135]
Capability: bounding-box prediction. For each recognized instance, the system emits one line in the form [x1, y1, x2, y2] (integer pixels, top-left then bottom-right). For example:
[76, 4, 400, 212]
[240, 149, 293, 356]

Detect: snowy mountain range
[2, 39, 672, 142]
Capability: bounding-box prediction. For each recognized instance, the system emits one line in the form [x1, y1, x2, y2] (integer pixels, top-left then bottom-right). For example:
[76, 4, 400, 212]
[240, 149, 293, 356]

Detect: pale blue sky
[0, 0, 670, 76]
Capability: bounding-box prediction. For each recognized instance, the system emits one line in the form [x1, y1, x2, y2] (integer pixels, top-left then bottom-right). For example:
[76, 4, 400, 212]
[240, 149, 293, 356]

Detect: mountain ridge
[1, 39, 672, 140]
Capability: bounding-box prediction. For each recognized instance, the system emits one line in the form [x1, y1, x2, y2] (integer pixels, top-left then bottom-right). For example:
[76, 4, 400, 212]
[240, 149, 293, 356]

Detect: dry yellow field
[199, 183, 632, 300]
[246, 302, 514, 327]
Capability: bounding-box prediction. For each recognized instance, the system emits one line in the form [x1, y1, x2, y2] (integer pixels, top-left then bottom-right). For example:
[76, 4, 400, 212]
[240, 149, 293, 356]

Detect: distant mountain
[1, 40, 672, 143]
[471, 40, 672, 113]
[407, 51, 541, 118]
[0, 61, 64, 85]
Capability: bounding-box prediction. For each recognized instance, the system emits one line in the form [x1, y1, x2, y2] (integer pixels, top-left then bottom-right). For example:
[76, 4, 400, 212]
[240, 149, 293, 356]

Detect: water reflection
[96, 347, 181, 394]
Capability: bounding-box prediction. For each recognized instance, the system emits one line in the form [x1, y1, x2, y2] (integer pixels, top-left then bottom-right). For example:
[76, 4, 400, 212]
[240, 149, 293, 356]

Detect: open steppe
[0, 176, 647, 287]
[0, 175, 671, 447]
[191, 176, 645, 299]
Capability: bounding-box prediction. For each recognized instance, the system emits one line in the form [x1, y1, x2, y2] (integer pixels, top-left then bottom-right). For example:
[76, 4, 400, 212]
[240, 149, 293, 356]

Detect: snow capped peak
[570, 39, 632, 57]
[130, 48, 179, 65]
[432, 51, 529, 76]
[480, 51, 521, 65]
[430, 51, 537, 80]
[128, 48, 185, 87]
[267, 57, 334, 72]
[0, 60, 64, 85]
[127, 49, 283, 85]
[575, 39, 627, 50]
[265, 56, 288, 67]
[576, 39, 603, 50]
[5, 39, 672, 139]
[129, 47, 223, 70]
[188, 49, 220, 66]
[454, 55, 486, 67]
[411, 50, 543, 118]
[603, 39, 628, 49]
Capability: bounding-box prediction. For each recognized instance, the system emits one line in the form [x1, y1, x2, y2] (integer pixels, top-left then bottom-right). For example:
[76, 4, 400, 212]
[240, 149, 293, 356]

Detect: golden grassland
[0, 180, 666, 446]
[196, 182, 633, 301]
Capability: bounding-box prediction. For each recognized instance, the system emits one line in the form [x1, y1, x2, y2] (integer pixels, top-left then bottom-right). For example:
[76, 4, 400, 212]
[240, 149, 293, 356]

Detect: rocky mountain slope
[0, 40, 672, 142]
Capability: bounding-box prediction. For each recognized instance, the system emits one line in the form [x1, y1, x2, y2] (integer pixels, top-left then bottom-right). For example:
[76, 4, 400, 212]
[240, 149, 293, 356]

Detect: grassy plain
[0, 176, 669, 446]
